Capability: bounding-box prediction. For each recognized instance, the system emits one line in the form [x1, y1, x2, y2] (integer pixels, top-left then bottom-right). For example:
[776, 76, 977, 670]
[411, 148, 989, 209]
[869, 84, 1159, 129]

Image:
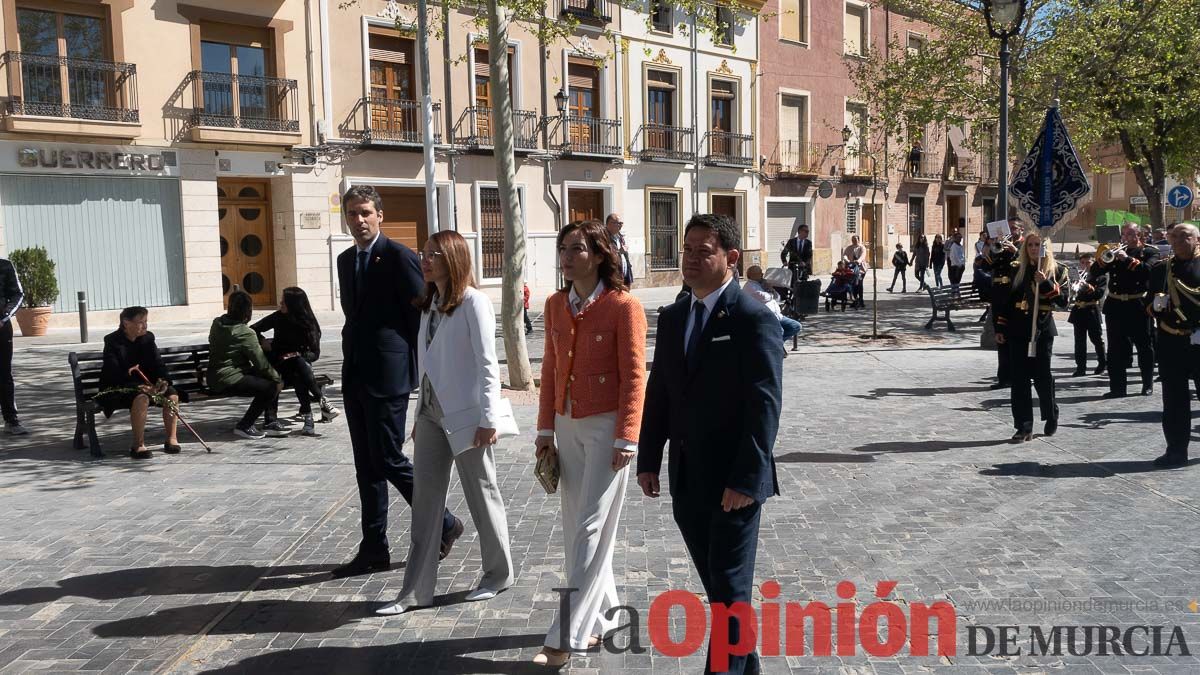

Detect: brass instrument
[1098, 243, 1127, 264]
[989, 235, 1014, 256]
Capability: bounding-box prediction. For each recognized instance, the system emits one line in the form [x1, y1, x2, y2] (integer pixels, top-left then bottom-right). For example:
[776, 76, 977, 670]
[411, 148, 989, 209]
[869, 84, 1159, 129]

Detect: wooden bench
[925, 285, 990, 331]
[69, 344, 333, 458]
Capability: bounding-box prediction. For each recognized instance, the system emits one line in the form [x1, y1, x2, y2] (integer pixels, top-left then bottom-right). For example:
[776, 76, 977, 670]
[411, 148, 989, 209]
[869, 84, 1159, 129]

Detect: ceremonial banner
[1008, 105, 1092, 235]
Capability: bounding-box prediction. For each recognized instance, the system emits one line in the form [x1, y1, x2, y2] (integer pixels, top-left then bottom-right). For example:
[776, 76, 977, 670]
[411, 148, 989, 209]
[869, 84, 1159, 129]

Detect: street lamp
[841, 125, 853, 144]
[554, 88, 568, 148]
[983, 0, 1027, 220]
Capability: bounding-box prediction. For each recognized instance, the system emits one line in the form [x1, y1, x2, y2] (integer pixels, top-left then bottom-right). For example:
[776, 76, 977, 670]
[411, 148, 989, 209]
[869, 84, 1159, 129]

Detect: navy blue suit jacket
[637, 279, 784, 505]
[337, 234, 424, 398]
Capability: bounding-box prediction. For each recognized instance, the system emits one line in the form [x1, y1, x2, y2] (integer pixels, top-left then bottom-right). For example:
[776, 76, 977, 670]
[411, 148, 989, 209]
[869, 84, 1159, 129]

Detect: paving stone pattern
[1, 286, 1199, 674]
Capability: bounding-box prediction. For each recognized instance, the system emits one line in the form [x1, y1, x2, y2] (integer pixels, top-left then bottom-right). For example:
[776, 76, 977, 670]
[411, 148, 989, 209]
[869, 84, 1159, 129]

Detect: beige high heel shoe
[532, 647, 570, 667]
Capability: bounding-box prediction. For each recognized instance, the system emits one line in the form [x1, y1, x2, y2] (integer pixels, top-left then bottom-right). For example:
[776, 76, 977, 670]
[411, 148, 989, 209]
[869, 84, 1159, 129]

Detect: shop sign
[17, 147, 168, 172]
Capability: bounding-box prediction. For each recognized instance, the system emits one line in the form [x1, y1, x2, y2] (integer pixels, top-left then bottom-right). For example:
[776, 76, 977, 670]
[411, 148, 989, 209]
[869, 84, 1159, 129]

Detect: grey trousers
[392, 392, 516, 607]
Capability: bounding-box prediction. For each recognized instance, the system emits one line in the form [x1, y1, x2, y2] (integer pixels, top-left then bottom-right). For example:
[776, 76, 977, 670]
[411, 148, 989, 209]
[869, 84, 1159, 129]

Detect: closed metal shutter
[1, 175, 185, 313]
[765, 201, 807, 254]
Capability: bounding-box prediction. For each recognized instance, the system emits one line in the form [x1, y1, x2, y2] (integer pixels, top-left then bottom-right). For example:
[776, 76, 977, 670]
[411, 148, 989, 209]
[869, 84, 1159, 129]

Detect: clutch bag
[535, 451, 559, 494]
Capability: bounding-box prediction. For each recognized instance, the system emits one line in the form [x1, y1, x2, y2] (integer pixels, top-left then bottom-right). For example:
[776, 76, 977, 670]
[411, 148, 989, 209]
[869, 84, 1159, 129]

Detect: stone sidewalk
[1, 285, 1199, 674]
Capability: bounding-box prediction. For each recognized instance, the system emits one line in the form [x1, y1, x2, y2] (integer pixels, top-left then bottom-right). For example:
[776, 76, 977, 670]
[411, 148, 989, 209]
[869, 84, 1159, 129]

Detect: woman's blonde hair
[1013, 233, 1058, 288]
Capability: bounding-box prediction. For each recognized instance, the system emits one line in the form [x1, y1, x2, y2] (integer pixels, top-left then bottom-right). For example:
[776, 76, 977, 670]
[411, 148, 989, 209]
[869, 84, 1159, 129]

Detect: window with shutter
[779, 95, 808, 172]
[649, 191, 680, 270]
[844, 3, 867, 56]
[780, 0, 804, 42]
[766, 202, 808, 249]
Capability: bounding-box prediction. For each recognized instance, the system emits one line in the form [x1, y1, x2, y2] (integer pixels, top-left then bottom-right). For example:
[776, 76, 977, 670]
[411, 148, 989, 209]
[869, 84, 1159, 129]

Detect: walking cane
[129, 365, 212, 453]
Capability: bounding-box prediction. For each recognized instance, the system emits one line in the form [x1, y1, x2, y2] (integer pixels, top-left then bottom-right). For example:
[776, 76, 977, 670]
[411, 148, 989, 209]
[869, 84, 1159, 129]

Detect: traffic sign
[1167, 185, 1193, 209]
[817, 181, 834, 198]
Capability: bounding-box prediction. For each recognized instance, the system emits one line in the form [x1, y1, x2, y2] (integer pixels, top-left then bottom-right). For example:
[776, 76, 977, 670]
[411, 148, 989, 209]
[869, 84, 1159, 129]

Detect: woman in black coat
[931, 234, 947, 287]
[251, 287, 338, 435]
[98, 306, 180, 459]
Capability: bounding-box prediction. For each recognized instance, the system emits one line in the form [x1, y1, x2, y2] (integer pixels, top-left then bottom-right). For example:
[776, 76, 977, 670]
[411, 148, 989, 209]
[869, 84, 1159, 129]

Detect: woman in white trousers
[377, 230, 516, 615]
[533, 220, 648, 666]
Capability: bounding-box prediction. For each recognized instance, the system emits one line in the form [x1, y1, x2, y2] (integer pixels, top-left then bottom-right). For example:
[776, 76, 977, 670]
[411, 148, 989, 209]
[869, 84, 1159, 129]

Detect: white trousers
[544, 407, 628, 651]
[392, 397, 516, 607]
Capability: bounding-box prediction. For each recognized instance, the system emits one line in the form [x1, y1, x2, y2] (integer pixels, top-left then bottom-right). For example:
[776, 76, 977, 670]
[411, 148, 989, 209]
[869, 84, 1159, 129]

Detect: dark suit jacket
[337, 234, 424, 397]
[781, 237, 813, 269]
[638, 279, 784, 505]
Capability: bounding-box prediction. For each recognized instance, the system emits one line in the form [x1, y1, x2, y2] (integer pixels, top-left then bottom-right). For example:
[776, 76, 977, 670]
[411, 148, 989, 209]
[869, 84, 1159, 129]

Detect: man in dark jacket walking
[888, 243, 910, 292]
[0, 257, 26, 435]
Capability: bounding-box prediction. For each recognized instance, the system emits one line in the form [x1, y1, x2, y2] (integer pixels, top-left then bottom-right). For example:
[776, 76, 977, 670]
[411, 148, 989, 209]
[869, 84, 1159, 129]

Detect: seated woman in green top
[207, 290, 284, 439]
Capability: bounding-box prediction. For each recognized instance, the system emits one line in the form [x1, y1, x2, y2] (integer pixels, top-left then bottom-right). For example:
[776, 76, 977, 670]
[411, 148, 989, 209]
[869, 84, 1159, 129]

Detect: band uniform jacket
[1086, 245, 1160, 314]
[637, 280, 784, 505]
[996, 265, 1070, 339]
[1068, 273, 1107, 325]
[1147, 255, 1200, 336]
[336, 234, 424, 397]
[781, 236, 813, 270]
[982, 247, 1019, 307]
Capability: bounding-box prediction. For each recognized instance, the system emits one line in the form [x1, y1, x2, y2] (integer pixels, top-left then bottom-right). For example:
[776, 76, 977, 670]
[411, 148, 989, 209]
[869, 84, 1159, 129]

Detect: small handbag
[534, 451, 560, 494]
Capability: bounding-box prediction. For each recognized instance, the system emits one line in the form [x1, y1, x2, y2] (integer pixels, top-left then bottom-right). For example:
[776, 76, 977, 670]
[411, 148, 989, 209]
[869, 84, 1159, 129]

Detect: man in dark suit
[606, 212, 634, 287]
[638, 214, 784, 675]
[331, 185, 462, 578]
[780, 223, 813, 282]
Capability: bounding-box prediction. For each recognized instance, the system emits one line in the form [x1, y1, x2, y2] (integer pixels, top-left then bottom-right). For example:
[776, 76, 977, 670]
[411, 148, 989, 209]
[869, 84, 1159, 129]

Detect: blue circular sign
[1167, 185, 1193, 209]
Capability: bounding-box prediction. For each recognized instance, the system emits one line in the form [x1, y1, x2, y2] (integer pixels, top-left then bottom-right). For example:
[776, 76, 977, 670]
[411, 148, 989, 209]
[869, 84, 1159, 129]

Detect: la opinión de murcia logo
[554, 580, 1191, 670]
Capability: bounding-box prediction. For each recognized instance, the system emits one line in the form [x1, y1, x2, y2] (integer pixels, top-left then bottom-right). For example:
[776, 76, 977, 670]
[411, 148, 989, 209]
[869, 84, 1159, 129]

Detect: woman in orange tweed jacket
[532, 220, 647, 667]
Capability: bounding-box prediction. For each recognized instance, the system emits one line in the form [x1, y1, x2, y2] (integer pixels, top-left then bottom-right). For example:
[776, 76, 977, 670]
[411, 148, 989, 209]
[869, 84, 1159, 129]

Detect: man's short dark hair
[227, 290, 253, 324]
[342, 185, 383, 213]
[119, 306, 148, 323]
[798, 224, 809, 231]
[684, 213, 740, 252]
[1079, 252, 1094, 261]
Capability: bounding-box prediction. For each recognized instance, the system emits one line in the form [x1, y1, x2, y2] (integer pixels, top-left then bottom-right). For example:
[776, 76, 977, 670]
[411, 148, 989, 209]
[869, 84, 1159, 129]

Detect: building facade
[759, 0, 996, 272]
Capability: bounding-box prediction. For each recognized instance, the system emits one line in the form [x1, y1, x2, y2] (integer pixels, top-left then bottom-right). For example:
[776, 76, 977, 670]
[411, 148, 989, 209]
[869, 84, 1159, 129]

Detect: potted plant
[8, 246, 58, 337]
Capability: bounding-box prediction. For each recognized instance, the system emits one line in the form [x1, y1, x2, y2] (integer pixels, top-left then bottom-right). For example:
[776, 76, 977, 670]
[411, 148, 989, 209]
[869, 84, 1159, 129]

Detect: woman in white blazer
[377, 230, 517, 614]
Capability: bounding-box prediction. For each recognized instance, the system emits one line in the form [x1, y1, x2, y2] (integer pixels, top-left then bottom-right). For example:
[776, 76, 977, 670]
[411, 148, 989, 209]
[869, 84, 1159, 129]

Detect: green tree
[850, 0, 1200, 230]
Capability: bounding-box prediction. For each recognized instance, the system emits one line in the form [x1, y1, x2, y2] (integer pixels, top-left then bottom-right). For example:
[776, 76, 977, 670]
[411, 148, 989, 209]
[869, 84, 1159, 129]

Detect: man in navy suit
[781, 223, 813, 282]
[331, 185, 462, 578]
[638, 214, 784, 674]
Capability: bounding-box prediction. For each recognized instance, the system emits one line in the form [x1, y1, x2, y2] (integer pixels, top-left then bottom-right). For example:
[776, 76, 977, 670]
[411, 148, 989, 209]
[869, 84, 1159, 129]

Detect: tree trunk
[1119, 131, 1167, 230]
[487, 1, 535, 390]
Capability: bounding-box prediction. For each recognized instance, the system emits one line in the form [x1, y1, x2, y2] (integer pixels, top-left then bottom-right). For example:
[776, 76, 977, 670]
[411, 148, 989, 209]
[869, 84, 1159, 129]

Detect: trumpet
[988, 235, 1014, 255]
[1099, 243, 1127, 264]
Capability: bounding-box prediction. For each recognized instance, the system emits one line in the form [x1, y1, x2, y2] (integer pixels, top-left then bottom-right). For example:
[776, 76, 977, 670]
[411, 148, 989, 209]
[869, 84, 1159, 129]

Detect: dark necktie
[686, 301, 706, 372]
[355, 250, 369, 299]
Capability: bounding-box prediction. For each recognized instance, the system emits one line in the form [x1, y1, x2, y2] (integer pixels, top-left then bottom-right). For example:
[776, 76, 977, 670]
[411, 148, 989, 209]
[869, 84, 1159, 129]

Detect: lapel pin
[716, 310, 727, 319]
[374, 256, 381, 263]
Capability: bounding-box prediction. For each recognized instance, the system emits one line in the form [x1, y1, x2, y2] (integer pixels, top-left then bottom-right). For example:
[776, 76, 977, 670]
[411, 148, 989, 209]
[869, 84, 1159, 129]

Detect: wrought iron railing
[340, 97, 443, 145]
[842, 151, 878, 178]
[703, 131, 753, 167]
[900, 151, 940, 180]
[768, 141, 837, 177]
[561, 0, 611, 22]
[635, 124, 694, 162]
[980, 154, 1000, 185]
[2, 51, 138, 122]
[944, 155, 980, 183]
[559, 114, 621, 156]
[453, 106, 538, 150]
[188, 71, 299, 133]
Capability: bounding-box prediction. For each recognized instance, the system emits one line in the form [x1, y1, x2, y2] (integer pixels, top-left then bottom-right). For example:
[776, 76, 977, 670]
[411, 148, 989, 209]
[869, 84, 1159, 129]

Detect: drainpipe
[304, 0, 319, 143]
[444, 4, 459, 231]
[691, 10, 699, 215]
[319, 0, 333, 139]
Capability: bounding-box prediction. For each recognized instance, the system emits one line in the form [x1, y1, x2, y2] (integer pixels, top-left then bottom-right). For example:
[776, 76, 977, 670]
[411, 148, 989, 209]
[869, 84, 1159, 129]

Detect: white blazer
[417, 287, 503, 431]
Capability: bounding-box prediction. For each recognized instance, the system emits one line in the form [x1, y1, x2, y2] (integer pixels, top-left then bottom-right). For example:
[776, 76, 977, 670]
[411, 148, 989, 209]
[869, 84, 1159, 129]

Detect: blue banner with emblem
[1008, 105, 1092, 234]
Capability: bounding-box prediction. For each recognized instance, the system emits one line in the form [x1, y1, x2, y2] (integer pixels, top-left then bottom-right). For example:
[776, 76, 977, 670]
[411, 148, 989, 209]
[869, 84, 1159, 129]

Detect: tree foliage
[849, 0, 1200, 228]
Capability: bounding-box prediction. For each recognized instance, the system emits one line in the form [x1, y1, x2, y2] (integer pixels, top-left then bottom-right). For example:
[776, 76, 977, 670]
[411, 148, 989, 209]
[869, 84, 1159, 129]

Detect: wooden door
[375, 187, 428, 252]
[859, 203, 877, 266]
[218, 180, 275, 308]
[568, 189, 604, 223]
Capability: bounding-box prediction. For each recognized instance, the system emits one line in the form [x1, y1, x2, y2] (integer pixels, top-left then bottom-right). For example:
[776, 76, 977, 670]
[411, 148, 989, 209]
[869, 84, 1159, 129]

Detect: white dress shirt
[742, 279, 782, 319]
[948, 240, 967, 267]
[684, 275, 736, 350]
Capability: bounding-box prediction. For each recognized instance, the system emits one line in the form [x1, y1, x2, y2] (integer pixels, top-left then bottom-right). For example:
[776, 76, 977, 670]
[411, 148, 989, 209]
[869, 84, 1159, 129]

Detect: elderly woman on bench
[97, 306, 181, 460]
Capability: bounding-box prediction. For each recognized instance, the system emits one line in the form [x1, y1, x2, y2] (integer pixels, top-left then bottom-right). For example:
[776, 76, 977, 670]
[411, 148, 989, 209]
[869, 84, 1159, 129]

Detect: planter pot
[15, 306, 52, 337]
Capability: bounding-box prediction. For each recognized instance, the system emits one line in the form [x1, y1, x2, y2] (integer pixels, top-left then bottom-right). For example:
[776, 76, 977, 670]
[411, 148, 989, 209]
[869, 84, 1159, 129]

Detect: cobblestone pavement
[2, 284, 1199, 674]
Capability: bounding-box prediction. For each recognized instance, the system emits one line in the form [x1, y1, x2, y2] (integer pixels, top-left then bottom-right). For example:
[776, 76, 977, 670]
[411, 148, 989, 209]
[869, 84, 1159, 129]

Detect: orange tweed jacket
[537, 288, 648, 442]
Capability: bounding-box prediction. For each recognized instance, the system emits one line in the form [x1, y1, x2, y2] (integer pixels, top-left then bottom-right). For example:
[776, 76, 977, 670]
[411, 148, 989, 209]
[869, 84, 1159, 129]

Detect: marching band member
[995, 232, 1068, 442]
[1146, 224, 1200, 468]
[1068, 252, 1107, 377]
[1086, 223, 1160, 398]
[982, 224, 1022, 389]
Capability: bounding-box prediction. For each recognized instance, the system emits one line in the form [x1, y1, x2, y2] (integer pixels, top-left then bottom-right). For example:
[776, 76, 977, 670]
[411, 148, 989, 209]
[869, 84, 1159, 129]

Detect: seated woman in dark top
[207, 290, 284, 440]
[251, 287, 337, 436]
[97, 306, 180, 459]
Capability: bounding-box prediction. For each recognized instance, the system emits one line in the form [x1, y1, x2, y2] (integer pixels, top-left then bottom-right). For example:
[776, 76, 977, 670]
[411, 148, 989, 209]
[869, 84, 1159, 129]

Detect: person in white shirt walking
[947, 232, 968, 294]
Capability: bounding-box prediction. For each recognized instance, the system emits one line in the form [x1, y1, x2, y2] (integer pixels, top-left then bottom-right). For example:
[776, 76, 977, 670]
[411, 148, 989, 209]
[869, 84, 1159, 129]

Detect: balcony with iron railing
[634, 124, 694, 163]
[901, 151, 941, 182]
[767, 141, 840, 178]
[561, 0, 611, 24]
[1, 51, 139, 136]
[339, 97, 443, 146]
[841, 151, 878, 180]
[452, 106, 538, 151]
[703, 130, 753, 168]
[943, 155, 980, 184]
[187, 71, 300, 144]
[550, 114, 622, 158]
[980, 154, 1000, 185]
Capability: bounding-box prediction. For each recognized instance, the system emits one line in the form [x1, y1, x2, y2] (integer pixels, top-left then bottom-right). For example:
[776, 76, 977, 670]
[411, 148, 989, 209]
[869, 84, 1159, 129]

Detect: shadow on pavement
[0, 564, 336, 606]
[979, 459, 1199, 478]
[92, 598, 374, 637]
[776, 451, 877, 463]
[851, 438, 1011, 454]
[203, 634, 550, 674]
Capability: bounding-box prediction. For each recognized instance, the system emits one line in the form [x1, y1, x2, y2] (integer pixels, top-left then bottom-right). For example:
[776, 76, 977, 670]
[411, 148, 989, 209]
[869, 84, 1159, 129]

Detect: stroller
[844, 261, 867, 309]
[822, 266, 855, 311]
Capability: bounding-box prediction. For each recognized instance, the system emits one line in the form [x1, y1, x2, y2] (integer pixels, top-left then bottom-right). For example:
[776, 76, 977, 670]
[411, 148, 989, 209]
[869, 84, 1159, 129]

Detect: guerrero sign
[17, 147, 167, 172]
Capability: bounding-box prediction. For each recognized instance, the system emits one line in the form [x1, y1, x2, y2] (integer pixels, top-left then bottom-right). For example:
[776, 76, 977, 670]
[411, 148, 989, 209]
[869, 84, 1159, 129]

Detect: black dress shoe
[331, 552, 390, 578]
[1043, 418, 1058, 437]
[989, 382, 1010, 390]
[1101, 391, 1126, 399]
[1071, 368, 1086, 377]
[1010, 430, 1033, 443]
[1141, 385, 1154, 396]
[439, 517, 465, 561]
[1094, 363, 1106, 375]
[1152, 453, 1188, 468]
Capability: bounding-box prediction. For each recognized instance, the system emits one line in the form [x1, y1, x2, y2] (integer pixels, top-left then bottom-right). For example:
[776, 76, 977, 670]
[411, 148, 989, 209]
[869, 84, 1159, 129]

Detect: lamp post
[554, 88, 568, 148]
[983, 0, 1028, 221]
